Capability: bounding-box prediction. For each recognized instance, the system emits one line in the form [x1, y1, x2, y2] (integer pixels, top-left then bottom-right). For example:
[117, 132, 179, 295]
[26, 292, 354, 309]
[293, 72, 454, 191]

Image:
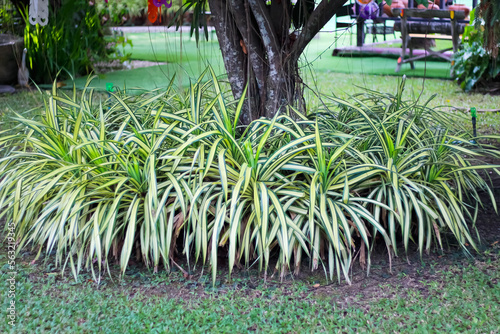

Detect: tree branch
[290, 0, 348, 62]
[247, 0, 286, 117]
[228, 0, 267, 94]
[247, 0, 281, 71]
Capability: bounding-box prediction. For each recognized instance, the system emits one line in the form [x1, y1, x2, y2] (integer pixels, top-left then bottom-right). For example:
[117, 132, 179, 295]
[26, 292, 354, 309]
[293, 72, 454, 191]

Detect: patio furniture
[335, 3, 356, 48]
[392, 8, 466, 72]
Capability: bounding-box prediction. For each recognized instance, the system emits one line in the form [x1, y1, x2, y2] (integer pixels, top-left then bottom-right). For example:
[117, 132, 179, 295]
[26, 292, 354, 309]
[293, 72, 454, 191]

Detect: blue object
[359, 2, 378, 20]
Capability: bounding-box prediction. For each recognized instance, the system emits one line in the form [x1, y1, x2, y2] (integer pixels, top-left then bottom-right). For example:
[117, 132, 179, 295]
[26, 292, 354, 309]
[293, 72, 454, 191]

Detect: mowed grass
[67, 28, 453, 92]
[0, 90, 42, 121]
[52, 26, 499, 134]
[1, 246, 499, 333]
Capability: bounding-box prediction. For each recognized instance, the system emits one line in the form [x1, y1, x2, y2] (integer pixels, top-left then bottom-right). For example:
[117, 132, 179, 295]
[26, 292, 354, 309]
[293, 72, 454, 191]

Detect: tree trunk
[207, 0, 347, 125]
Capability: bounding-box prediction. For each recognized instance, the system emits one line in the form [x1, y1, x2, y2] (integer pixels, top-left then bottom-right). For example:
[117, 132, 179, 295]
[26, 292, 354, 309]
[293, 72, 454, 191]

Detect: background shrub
[21, 0, 110, 83]
[452, 8, 500, 91]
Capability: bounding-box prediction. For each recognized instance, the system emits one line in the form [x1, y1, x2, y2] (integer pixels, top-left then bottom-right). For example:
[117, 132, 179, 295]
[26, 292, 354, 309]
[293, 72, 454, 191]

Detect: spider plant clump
[315, 78, 500, 256]
[1, 70, 498, 285]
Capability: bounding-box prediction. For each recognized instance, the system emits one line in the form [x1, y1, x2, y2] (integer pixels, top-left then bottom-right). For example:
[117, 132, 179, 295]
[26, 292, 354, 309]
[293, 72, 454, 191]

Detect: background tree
[452, 1, 500, 91]
[476, 0, 500, 58]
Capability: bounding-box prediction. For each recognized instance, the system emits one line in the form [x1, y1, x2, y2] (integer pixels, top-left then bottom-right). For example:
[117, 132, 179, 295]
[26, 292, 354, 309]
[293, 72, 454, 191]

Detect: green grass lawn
[65, 29, 453, 92]
[1, 242, 499, 333]
[60, 0, 477, 93]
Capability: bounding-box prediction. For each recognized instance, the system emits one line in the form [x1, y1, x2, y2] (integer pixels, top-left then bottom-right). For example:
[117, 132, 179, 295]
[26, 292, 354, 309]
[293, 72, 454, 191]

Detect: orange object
[397, 57, 402, 63]
[356, 0, 374, 4]
[240, 40, 247, 54]
[148, 0, 158, 23]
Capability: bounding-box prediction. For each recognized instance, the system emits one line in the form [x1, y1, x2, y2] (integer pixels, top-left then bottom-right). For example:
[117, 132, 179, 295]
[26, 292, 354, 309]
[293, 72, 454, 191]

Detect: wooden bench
[392, 8, 466, 73]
